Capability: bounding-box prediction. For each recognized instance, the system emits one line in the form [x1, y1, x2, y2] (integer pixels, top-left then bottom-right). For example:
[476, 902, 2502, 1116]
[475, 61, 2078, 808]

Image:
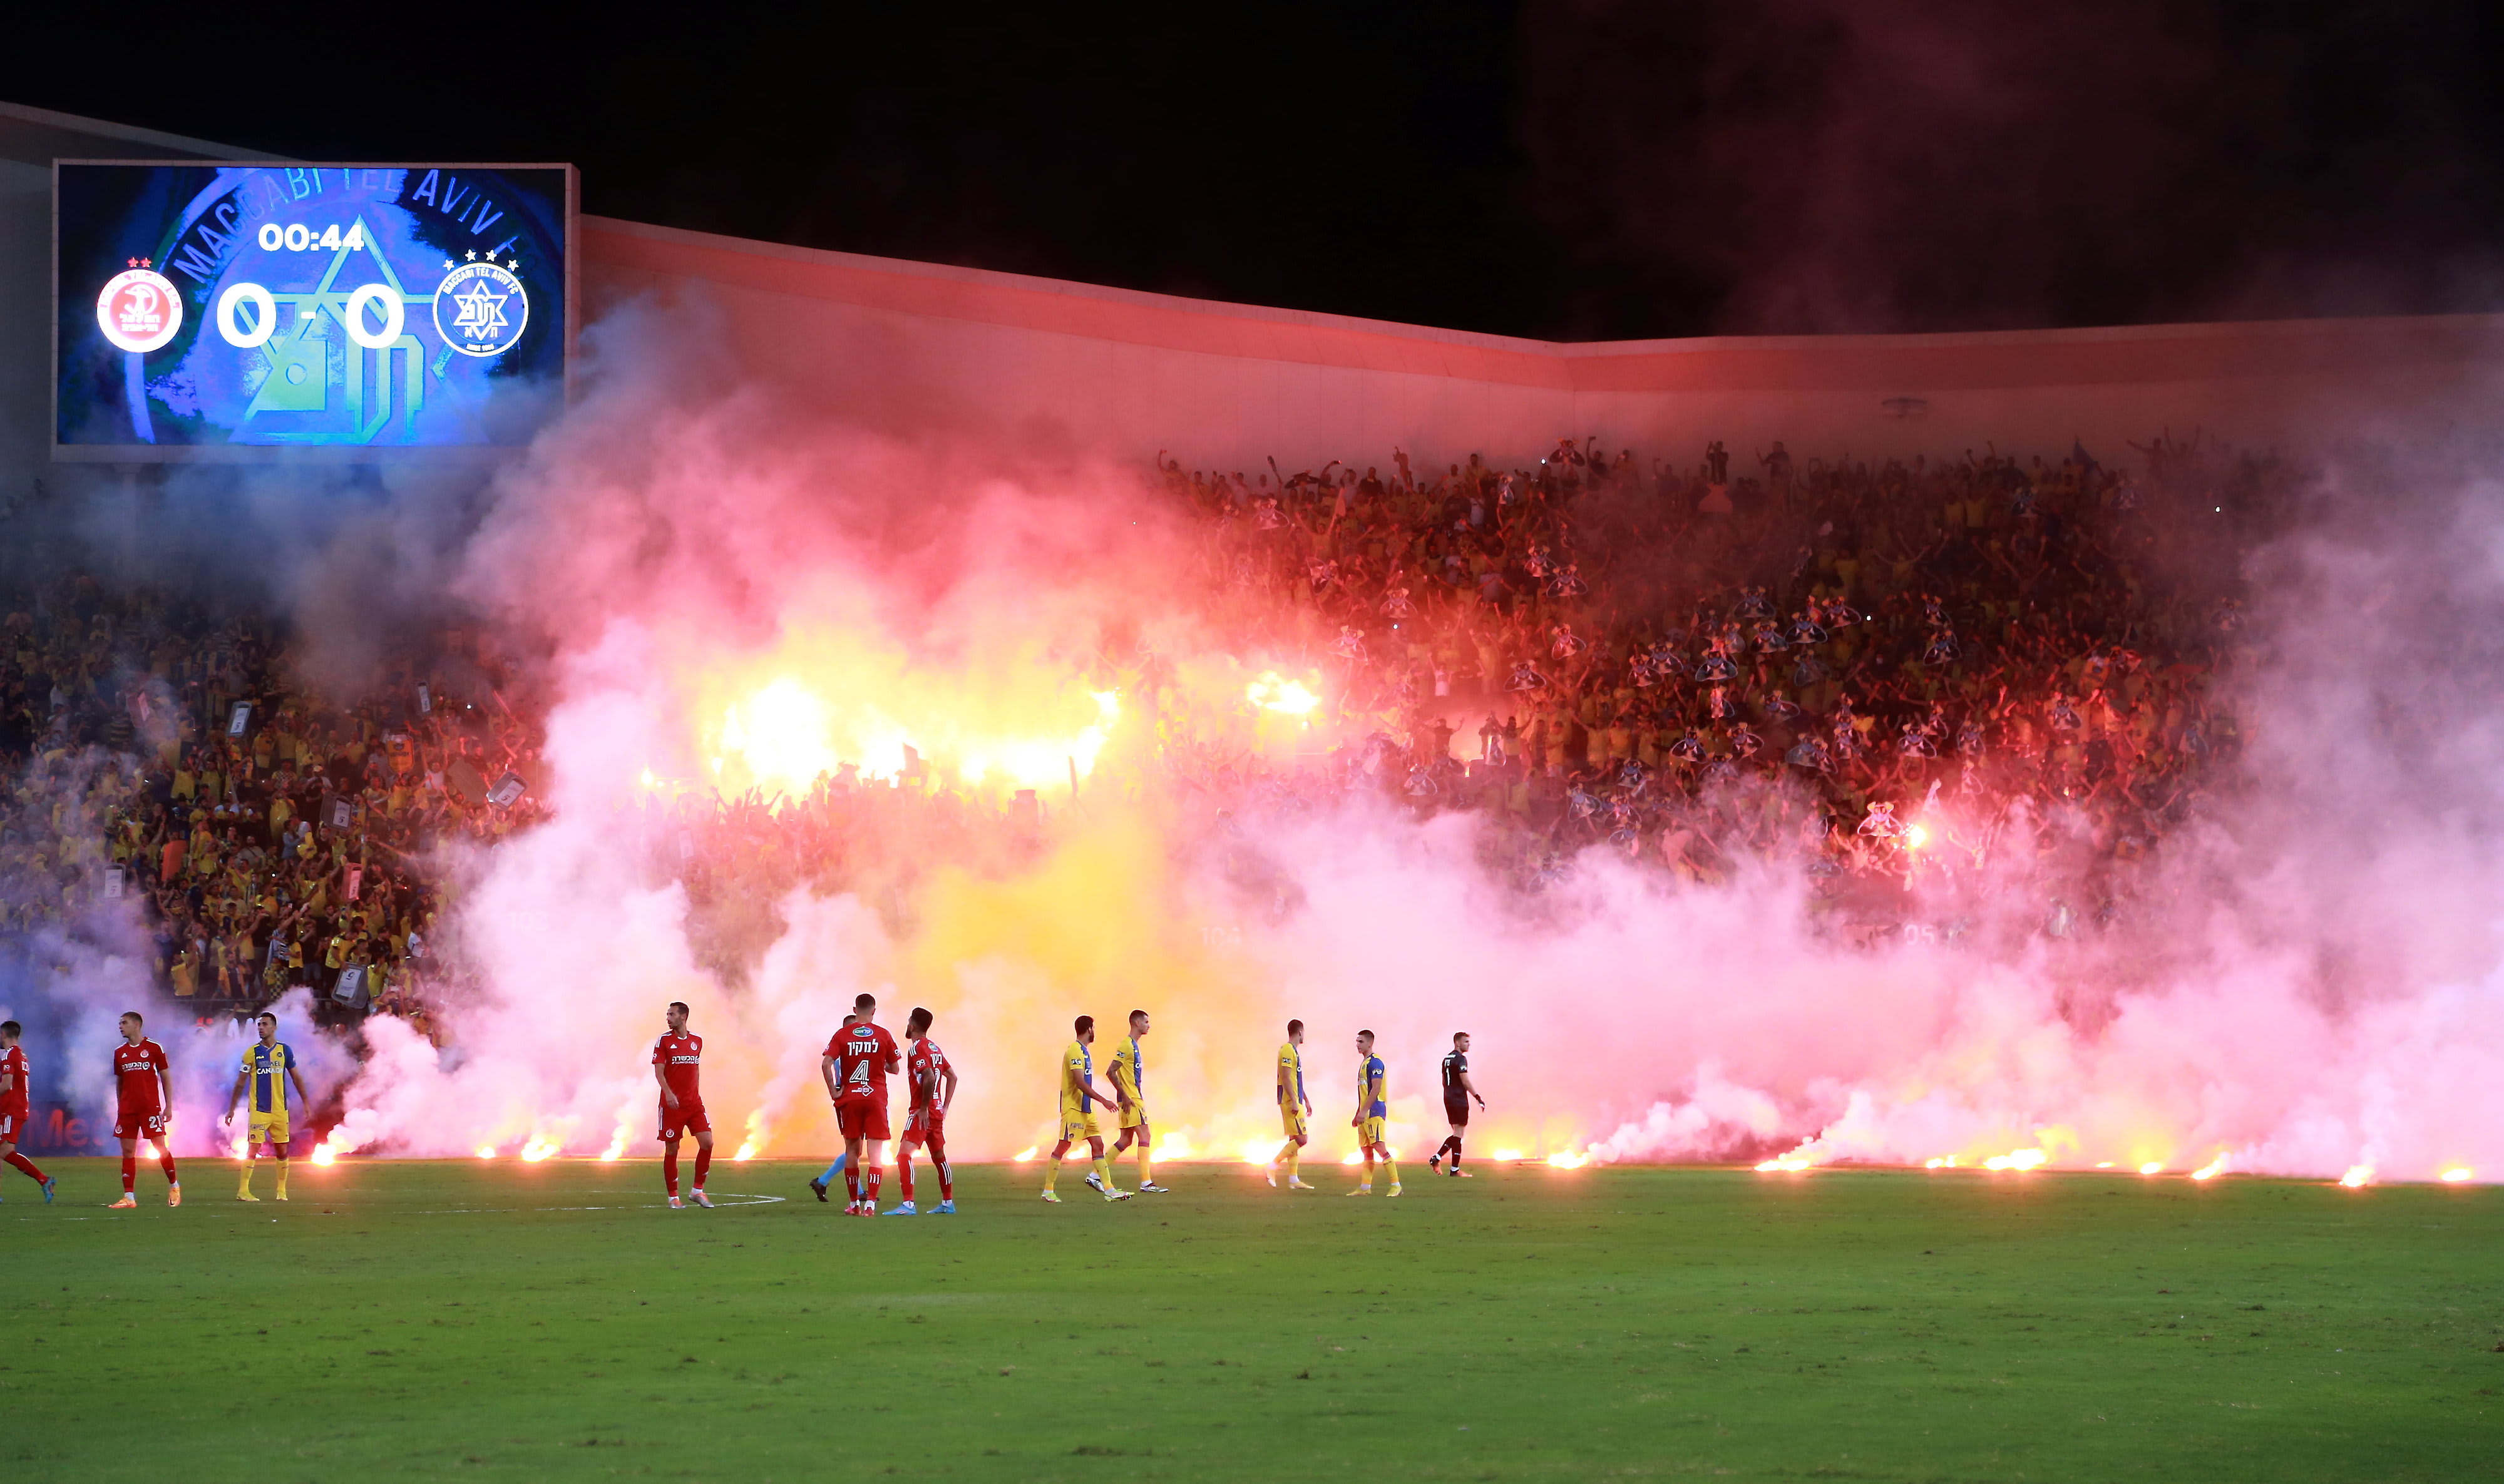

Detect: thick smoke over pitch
[9, 301, 2501, 1182]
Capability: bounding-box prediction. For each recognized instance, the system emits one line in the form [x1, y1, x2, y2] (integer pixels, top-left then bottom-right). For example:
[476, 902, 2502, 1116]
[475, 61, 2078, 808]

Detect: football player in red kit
[654, 1001, 714, 1209]
[0, 1020, 58, 1204]
[820, 992, 900, 1215]
[885, 1006, 959, 1216]
[109, 1011, 178, 1208]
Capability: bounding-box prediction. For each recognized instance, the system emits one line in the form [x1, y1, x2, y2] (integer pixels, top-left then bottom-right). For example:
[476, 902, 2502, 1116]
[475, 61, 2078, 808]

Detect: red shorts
[657, 1097, 711, 1141]
[901, 1109, 945, 1155]
[0, 1107, 24, 1142]
[116, 1106, 170, 1142]
[834, 1095, 890, 1142]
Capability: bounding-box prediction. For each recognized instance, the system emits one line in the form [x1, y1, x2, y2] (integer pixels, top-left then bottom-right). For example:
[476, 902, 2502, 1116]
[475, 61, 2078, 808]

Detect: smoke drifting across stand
[4, 302, 2498, 1186]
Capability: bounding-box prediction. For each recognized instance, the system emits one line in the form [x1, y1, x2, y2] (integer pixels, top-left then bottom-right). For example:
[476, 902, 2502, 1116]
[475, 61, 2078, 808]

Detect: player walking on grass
[1266, 1019, 1316, 1190]
[1104, 1009, 1169, 1193]
[825, 994, 900, 1215]
[1347, 1030, 1400, 1197]
[222, 1014, 309, 1202]
[655, 1001, 714, 1209]
[808, 1011, 859, 1203]
[1042, 1015, 1132, 1204]
[886, 1006, 958, 1215]
[109, 1011, 177, 1209]
[1429, 1031, 1485, 1177]
[0, 1021, 58, 1204]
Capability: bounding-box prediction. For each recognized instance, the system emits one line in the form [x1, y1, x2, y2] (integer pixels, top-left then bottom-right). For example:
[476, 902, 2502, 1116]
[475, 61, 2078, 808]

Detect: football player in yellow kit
[1266, 1018, 1316, 1190]
[1105, 1009, 1169, 1193]
[1042, 1015, 1133, 1204]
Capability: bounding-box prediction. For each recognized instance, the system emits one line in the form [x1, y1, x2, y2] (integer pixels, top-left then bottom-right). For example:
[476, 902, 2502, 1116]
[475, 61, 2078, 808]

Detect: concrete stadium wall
[582, 215, 2504, 474]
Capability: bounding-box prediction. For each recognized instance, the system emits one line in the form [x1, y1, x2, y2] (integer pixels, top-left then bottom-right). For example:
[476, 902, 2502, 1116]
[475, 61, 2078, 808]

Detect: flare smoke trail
[8, 303, 2501, 1181]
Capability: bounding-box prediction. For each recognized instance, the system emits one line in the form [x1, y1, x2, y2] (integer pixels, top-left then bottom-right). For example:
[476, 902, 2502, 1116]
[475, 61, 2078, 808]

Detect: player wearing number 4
[223, 1013, 310, 1202]
[1347, 1030, 1400, 1197]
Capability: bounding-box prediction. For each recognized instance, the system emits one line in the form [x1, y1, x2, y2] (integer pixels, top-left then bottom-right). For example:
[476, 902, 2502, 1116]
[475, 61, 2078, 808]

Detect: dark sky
[12, 2, 2504, 340]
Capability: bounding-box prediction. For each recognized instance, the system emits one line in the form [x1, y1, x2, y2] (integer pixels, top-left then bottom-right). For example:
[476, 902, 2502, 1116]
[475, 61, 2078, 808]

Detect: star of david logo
[450, 279, 509, 340]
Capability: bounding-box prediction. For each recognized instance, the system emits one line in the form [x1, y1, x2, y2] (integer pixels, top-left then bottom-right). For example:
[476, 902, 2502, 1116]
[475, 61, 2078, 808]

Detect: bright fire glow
[1246, 672, 1319, 716]
[2139, 1162, 2165, 1175]
[1239, 1139, 1278, 1166]
[520, 1140, 558, 1163]
[2440, 1167, 2473, 1183]
[1982, 1148, 2047, 1172]
[1013, 1147, 1039, 1164]
[309, 1140, 338, 1167]
[1152, 1132, 1194, 1161]
[1924, 1155, 1959, 1169]
[598, 1123, 631, 1162]
[475, 1146, 496, 1160]
[1340, 1150, 1365, 1165]
[734, 1110, 767, 1162]
[2190, 1153, 2229, 1181]
[2339, 1165, 2374, 1188]
[1906, 823, 1931, 849]
[1546, 1149, 1591, 1169]
[1491, 1147, 1525, 1162]
[228, 1133, 247, 1160]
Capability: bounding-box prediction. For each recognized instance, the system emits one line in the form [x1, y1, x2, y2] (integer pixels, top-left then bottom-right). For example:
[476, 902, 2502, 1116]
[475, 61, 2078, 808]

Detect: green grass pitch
[5, 1157, 2498, 1481]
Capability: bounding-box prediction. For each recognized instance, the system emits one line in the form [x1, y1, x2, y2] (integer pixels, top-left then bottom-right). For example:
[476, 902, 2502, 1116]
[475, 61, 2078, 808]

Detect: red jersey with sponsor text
[115, 1038, 168, 1116]
[828, 1021, 900, 1105]
[0, 1043, 28, 1117]
[652, 1033, 704, 1105]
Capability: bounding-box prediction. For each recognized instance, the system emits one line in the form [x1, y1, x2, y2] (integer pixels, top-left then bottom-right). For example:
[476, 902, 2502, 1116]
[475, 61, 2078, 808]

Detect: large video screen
[54, 162, 575, 458]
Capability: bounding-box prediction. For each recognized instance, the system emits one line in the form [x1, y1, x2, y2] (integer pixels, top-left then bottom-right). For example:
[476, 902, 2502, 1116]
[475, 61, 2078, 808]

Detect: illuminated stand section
[53, 161, 575, 458]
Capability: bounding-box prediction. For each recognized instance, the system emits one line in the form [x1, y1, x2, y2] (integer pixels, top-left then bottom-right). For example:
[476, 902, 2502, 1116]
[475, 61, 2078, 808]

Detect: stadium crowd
[0, 429, 2262, 1026]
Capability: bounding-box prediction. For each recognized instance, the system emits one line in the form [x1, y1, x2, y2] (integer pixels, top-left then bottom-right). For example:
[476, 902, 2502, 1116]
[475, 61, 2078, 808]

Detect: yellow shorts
[1280, 1103, 1308, 1140]
[1117, 1100, 1147, 1131]
[248, 1110, 292, 1147]
[1357, 1115, 1387, 1149]
[1059, 1108, 1102, 1143]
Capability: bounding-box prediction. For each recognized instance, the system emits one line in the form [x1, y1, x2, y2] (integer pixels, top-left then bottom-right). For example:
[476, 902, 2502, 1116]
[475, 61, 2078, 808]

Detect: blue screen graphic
[56, 163, 572, 454]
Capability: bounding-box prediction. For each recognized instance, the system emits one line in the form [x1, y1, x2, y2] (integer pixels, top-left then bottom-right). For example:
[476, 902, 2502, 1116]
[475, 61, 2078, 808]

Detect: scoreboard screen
[54, 161, 575, 459]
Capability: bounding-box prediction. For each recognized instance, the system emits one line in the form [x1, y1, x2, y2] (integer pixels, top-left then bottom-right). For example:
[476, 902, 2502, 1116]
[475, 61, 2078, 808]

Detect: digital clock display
[54, 161, 574, 458]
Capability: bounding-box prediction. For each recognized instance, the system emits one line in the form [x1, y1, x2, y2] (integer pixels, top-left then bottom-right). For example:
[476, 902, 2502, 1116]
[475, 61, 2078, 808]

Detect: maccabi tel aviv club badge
[431, 250, 530, 357]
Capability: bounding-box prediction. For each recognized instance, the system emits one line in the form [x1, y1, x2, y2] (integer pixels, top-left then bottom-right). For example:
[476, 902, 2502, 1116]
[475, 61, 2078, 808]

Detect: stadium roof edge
[0, 99, 290, 166]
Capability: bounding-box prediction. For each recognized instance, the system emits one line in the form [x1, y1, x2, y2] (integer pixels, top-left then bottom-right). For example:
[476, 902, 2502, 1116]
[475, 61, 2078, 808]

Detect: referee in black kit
[1429, 1031, 1486, 1177]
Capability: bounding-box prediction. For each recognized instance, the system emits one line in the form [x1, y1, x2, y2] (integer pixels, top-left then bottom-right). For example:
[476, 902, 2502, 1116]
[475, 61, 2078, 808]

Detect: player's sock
[818, 1154, 846, 1187]
[6, 1152, 48, 1185]
[1139, 1147, 1154, 1188]
[237, 1159, 254, 1198]
[121, 1154, 136, 1193]
[692, 1147, 712, 1190]
[1285, 1147, 1301, 1181]
[1044, 1155, 1062, 1194]
[274, 1160, 289, 1200]
[844, 1167, 861, 1204]
[1092, 1157, 1114, 1192]
[897, 1156, 915, 1203]
[664, 1146, 681, 1197]
[865, 1165, 883, 1206]
[1382, 1156, 1398, 1187]
[1450, 1137, 1464, 1171]
[935, 1159, 953, 1201]
[158, 1149, 178, 1185]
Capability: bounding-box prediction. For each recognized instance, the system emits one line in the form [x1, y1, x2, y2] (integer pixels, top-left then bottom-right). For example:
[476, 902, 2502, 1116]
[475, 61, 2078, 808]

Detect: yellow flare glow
[598, 1124, 631, 1162]
[1013, 1147, 1039, 1164]
[309, 1141, 337, 1167]
[476, 1146, 497, 1159]
[1246, 672, 1319, 715]
[1982, 1148, 2047, 1172]
[2440, 1167, 2473, 1183]
[1924, 1155, 1959, 1170]
[228, 1133, 247, 1160]
[2138, 1162, 2165, 1175]
[1152, 1132, 1194, 1160]
[2094, 1161, 2115, 1169]
[1491, 1147, 1525, 1162]
[520, 1140, 558, 1163]
[1546, 1149, 1590, 1169]
[2339, 1165, 2374, 1188]
[2190, 1153, 2229, 1180]
[734, 1110, 768, 1162]
[1341, 1150, 1365, 1165]
[1906, 823, 1931, 849]
[1239, 1139, 1278, 1166]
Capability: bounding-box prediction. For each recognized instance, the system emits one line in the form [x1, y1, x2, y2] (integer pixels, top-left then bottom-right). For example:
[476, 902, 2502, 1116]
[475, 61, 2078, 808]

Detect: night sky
[11, 2, 2504, 340]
